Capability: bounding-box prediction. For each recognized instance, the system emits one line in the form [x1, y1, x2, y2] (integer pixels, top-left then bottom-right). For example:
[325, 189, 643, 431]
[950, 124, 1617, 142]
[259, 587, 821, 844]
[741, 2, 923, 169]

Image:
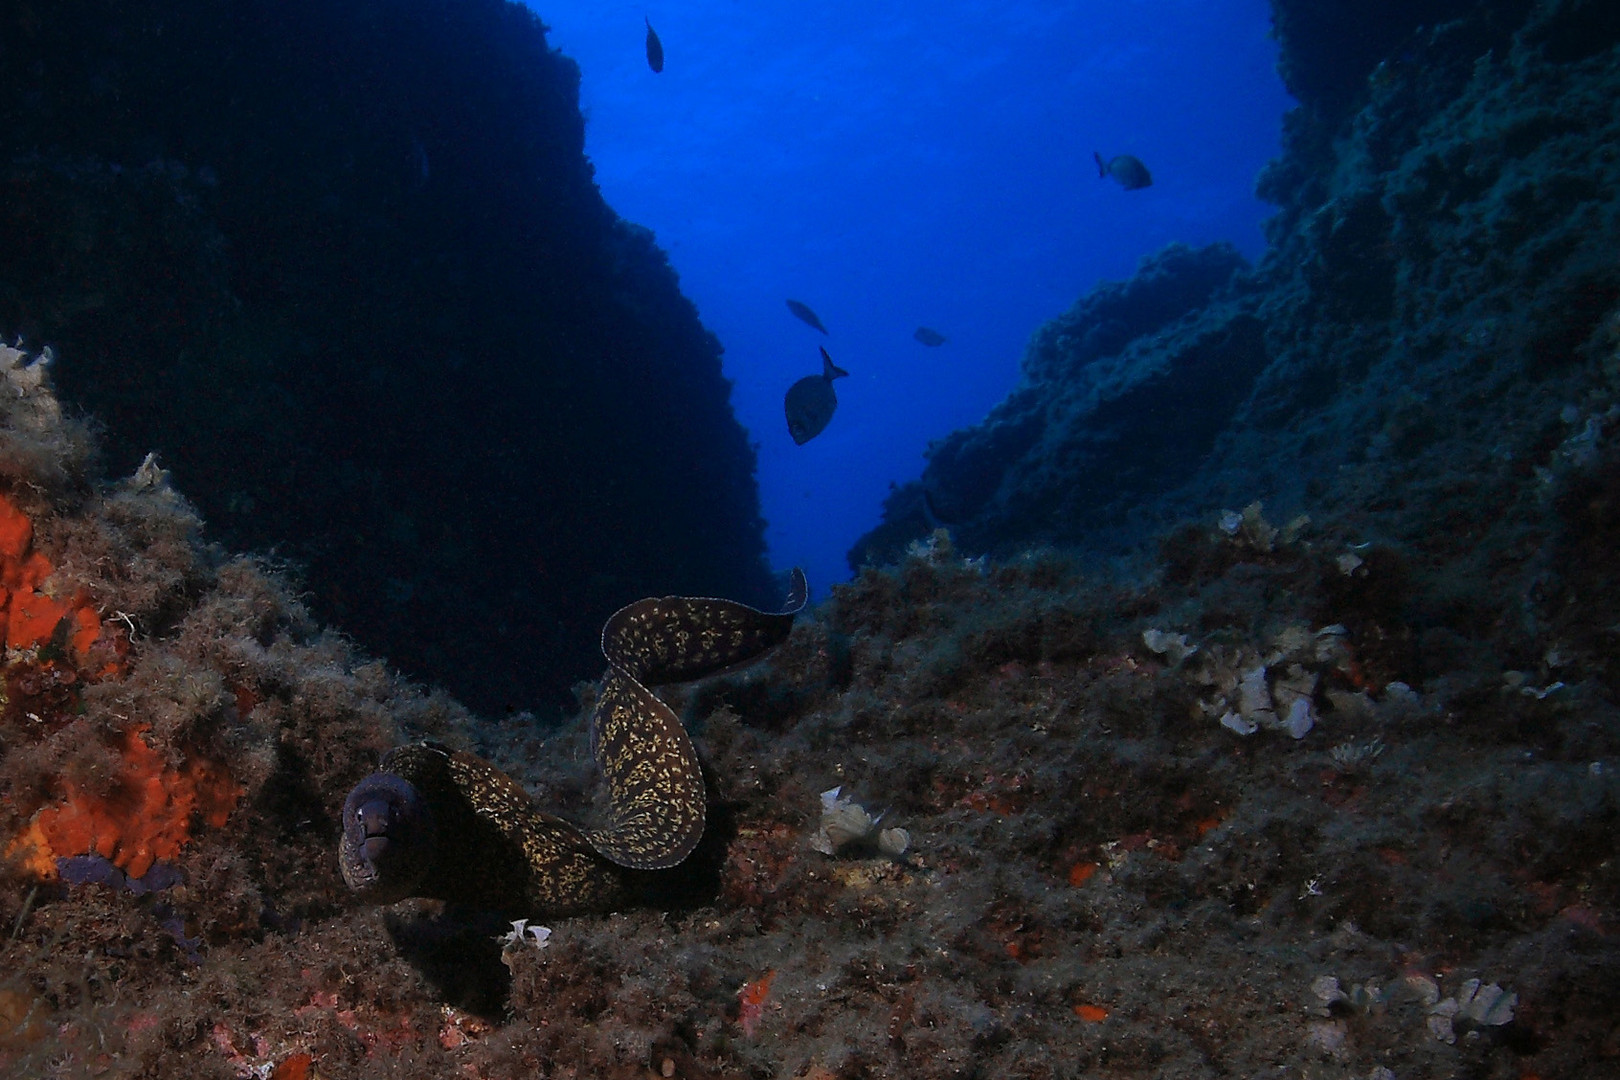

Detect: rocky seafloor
[0, 317, 1616, 1080]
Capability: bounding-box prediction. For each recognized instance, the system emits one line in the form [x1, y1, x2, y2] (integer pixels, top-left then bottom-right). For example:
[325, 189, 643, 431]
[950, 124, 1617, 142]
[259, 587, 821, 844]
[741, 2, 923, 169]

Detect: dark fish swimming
[786, 298, 829, 335]
[645, 17, 664, 73]
[1094, 151, 1152, 190]
[914, 326, 947, 347]
[785, 347, 848, 445]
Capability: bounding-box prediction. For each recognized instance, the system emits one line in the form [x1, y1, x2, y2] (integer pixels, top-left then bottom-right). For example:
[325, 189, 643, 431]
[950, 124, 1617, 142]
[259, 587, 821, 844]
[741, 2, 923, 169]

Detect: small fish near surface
[1095, 151, 1152, 190]
[785, 347, 848, 445]
[645, 17, 664, 73]
[913, 326, 947, 347]
[786, 298, 829, 335]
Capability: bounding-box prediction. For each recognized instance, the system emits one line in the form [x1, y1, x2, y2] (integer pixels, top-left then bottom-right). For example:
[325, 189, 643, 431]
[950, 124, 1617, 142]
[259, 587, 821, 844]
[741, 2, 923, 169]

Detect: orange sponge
[16, 726, 244, 880]
[0, 492, 122, 667]
[7, 588, 68, 651]
[0, 493, 33, 563]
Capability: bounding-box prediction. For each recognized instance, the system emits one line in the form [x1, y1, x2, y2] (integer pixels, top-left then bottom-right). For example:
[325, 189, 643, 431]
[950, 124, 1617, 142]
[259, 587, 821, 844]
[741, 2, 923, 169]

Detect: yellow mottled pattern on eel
[585, 574, 806, 869]
[338, 569, 807, 917]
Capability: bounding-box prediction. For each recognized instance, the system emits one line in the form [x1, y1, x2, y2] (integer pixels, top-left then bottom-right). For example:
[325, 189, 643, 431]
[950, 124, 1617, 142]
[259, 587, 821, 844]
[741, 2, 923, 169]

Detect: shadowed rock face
[1270, 0, 1495, 124]
[0, 0, 773, 714]
[850, 242, 1259, 569]
[852, 0, 1620, 683]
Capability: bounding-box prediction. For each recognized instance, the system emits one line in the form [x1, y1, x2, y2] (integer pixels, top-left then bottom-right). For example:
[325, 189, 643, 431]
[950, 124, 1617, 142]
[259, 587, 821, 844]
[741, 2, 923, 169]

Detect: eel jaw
[339, 772, 435, 904]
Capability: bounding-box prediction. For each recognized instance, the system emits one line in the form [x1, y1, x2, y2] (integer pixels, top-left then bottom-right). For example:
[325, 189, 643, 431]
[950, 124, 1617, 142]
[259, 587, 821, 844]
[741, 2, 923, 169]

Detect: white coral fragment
[1283, 695, 1316, 739]
[1403, 973, 1441, 1007]
[496, 919, 551, 950]
[1219, 710, 1259, 736]
[0, 341, 64, 426]
[822, 796, 878, 849]
[813, 787, 907, 858]
[1272, 662, 1319, 703]
[130, 451, 170, 491]
[1237, 665, 1276, 728]
[1313, 623, 1350, 660]
[1311, 975, 1349, 1011]
[1427, 979, 1516, 1042]
[5, 346, 49, 394]
[1237, 501, 1278, 550]
[1456, 979, 1516, 1026]
[1427, 1000, 1460, 1043]
[1199, 627, 1329, 740]
[1142, 628, 1197, 665]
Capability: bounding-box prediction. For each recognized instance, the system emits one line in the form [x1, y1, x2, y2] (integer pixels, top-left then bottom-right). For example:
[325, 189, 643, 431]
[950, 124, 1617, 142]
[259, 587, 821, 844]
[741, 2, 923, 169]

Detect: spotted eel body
[339, 570, 807, 916]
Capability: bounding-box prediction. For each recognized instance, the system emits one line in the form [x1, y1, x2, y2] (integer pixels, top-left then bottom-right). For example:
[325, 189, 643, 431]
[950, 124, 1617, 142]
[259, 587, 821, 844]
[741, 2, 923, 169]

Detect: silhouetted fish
[786, 299, 829, 335]
[785, 347, 848, 445]
[914, 327, 947, 347]
[1094, 151, 1152, 190]
[645, 18, 664, 73]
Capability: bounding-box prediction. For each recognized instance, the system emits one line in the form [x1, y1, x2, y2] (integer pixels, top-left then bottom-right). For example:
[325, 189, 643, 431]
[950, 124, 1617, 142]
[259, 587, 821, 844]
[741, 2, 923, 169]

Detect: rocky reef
[1, 0, 1618, 1077]
[0, 344, 1614, 1077]
[853, 0, 1620, 699]
[0, 0, 774, 715]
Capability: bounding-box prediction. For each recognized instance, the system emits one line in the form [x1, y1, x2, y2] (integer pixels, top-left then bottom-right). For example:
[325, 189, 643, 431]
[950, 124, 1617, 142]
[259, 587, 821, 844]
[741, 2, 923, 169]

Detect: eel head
[339, 771, 437, 905]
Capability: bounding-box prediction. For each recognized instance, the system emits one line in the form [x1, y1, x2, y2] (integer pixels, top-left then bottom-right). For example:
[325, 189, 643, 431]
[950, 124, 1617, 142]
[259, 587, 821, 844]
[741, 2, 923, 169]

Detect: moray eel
[340, 570, 808, 916]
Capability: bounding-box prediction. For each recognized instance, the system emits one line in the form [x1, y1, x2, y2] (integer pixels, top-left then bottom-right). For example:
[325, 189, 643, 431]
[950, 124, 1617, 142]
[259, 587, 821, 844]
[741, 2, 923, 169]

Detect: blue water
[532, 1, 1294, 595]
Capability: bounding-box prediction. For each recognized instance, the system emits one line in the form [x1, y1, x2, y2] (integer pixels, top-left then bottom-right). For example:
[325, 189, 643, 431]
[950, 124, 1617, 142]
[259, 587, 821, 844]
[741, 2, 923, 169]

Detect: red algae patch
[737, 969, 777, 1038]
[270, 1051, 314, 1080]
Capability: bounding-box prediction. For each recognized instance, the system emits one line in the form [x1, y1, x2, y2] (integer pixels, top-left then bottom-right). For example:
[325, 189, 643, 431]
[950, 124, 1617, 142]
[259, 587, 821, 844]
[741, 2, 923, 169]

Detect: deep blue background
[532, 1, 1293, 595]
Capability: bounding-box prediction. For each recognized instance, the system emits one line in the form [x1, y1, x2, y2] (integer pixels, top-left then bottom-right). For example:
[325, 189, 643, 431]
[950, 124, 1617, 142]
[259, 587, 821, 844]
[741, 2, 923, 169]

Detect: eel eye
[355, 798, 393, 836]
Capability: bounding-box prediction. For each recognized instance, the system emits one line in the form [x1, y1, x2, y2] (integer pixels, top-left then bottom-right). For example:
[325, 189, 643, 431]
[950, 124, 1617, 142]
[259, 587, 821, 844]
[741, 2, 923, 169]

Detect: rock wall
[852, 0, 1620, 683]
[853, 243, 1261, 565]
[0, 0, 774, 715]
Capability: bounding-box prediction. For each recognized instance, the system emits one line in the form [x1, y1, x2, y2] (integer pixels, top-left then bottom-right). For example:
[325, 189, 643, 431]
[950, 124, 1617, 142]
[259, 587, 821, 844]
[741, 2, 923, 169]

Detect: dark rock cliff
[851, 0, 1620, 682]
[0, 0, 774, 714]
